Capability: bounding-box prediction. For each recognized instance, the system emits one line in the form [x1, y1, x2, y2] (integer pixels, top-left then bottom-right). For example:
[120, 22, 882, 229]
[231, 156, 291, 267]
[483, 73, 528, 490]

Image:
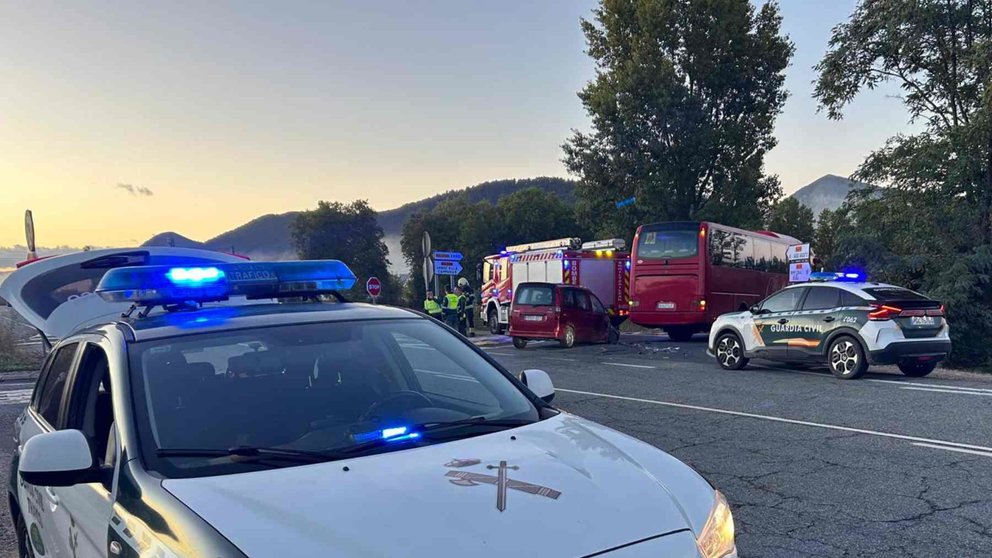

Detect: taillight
[868, 304, 902, 320]
[554, 306, 562, 314]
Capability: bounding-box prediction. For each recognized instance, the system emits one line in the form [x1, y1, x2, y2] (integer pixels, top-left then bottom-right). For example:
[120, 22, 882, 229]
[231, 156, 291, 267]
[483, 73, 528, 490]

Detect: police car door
[16, 342, 81, 558]
[751, 287, 807, 358]
[789, 286, 843, 359]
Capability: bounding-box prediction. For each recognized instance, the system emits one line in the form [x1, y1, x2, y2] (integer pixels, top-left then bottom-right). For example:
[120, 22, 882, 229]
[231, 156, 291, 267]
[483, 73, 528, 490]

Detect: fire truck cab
[480, 238, 630, 334]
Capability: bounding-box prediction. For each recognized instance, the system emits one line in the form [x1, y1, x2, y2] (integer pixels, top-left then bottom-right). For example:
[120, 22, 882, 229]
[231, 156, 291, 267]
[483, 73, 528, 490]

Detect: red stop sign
[366, 276, 382, 298]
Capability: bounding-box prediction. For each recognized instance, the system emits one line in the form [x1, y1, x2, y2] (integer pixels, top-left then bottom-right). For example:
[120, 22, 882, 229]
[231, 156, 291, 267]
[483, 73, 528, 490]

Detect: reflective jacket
[444, 293, 460, 311]
[423, 298, 442, 316]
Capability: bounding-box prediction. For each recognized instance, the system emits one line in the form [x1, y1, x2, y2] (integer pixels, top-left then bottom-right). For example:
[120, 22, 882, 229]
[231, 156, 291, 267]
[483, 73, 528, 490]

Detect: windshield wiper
[333, 416, 537, 456]
[156, 446, 340, 463]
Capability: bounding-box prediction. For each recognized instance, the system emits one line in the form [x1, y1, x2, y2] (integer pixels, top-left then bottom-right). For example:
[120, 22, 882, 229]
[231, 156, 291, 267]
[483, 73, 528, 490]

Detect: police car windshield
[128, 318, 539, 478]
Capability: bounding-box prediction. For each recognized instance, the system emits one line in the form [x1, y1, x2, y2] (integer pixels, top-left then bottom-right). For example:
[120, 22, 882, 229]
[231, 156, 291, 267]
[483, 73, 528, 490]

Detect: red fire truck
[479, 238, 630, 334]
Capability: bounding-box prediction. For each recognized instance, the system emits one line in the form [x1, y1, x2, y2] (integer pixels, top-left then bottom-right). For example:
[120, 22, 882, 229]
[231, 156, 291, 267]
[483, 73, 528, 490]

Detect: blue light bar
[809, 270, 868, 283]
[351, 425, 422, 444]
[96, 260, 357, 305]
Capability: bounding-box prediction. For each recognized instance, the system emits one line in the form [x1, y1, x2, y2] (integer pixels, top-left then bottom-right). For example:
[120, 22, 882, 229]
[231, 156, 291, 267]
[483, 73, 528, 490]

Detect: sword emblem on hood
[445, 459, 561, 512]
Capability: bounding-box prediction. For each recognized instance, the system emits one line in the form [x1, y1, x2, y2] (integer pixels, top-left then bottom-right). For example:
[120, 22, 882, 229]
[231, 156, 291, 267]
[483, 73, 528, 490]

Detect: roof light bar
[581, 238, 627, 251]
[96, 260, 357, 305]
[505, 238, 581, 253]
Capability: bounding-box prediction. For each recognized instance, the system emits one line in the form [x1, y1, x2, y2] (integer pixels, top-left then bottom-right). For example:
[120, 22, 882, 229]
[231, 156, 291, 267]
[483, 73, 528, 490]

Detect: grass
[0, 320, 40, 372]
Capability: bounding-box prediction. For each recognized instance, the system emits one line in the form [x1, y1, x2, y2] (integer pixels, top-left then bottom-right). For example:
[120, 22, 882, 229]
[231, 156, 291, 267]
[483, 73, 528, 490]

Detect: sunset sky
[0, 1, 912, 248]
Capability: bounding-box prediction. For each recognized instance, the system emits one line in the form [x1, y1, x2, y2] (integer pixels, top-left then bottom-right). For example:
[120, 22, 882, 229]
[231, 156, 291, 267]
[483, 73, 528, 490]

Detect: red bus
[629, 221, 799, 341]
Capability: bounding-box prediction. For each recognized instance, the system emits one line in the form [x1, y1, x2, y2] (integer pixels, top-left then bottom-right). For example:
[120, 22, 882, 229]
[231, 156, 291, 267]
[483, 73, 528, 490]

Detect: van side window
[562, 289, 577, 308]
[575, 290, 592, 311]
[34, 343, 79, 427]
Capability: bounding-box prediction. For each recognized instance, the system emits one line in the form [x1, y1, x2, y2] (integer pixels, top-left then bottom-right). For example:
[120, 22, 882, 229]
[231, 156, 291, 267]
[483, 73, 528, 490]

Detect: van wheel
[488, 310, 502, 335]
[898, 361, 937, 377]
[560, 325, 576, 348]
[715, 332, 748, 370]
[16, 511, 34, 558]
[828, 336, 868, 379]
[512, 337, 527, 349]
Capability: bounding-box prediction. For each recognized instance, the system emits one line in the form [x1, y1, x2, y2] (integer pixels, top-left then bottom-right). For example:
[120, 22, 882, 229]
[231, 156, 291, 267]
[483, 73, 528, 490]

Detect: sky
[0, 0, 912, 248]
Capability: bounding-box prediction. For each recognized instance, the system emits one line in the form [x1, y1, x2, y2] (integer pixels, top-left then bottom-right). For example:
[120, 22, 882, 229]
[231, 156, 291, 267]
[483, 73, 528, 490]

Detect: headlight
[696, 490, 736, 558]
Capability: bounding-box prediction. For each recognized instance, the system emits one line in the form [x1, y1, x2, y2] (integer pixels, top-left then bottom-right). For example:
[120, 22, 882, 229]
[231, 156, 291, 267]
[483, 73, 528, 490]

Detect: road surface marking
[486, 352, 515, 357]
[542, 357, 577, 362]
[868, 379, 992, 394]
[899, 387, 992, 397]
[557, 388, 992, 453]
[415, 369, 477, 383]
[0, 389, 33, 405]
[912, 443, 992, 458]
[601, 362, 656, 369]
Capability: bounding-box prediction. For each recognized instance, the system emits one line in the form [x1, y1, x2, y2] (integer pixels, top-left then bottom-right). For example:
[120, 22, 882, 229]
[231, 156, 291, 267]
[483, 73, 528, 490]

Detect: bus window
[752, 238, 772, 272]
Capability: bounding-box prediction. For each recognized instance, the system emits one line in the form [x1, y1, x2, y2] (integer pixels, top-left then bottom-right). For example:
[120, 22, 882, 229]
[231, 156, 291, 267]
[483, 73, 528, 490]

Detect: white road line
[486, 352, 515, 357]
[542, 357, 577, 362]
[414, 369, 477, 383]
[557, 388, 992, 453]
[900, 387, 992, 397]
[601, 362, 656, 369]
[868, 379, 992, 394]
[913, 443, 992, 458]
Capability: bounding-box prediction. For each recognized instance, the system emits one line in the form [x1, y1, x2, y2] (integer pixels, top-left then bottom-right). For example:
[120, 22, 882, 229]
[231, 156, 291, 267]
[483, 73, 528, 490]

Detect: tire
[560, 325, 576, 348]
[898, 360, 937, 377]
[715, 332, 748, 370]
[16, 511, 34, 558]
[828, 336, 868, 379]
[607, 326, 620, 344]
[512, 337, 527, 349]
[488, 309, 502, 335]
[666, 327, 695, 342]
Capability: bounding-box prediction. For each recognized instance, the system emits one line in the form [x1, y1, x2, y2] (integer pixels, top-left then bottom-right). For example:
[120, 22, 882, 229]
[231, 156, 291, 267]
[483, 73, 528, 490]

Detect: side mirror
[20, 430, 102, 487]
[749, 305, 761, 314]
[520, 369, 555, 403]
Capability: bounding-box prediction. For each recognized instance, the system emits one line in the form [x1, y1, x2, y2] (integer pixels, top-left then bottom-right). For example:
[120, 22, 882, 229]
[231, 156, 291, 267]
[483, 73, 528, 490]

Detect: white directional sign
[433, 251, 463, 261]
[786, 243, 811, 262]
[789, 262, 812, 283]
[434, 260, 463, 275]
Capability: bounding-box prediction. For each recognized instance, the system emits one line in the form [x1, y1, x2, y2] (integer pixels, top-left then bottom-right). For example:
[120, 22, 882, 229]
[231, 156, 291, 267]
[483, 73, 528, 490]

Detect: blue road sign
[615, 196, 636, 209]
[433, 251, 463, 261]
[434, 260, 463, 275]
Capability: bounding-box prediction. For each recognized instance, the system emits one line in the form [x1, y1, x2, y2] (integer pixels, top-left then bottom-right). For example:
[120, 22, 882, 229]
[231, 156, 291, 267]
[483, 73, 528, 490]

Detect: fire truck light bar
[581, 239, 627, 251]
[504, 238, 581, 253]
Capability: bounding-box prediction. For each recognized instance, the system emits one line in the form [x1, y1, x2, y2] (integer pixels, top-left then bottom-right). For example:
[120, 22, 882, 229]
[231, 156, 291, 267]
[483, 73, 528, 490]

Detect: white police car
[708, 272, 951, 379]
[3, 248, 736, 558]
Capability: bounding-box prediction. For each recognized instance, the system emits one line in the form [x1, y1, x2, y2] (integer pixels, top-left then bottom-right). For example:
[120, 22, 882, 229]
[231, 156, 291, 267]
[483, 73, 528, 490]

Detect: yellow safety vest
[444, 293, 460, 310]
[424, 298, 442, 315]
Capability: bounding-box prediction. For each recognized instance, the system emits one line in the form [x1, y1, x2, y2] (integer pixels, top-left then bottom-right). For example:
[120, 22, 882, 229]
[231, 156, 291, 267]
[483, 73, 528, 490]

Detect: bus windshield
[636, 223, 700, 260]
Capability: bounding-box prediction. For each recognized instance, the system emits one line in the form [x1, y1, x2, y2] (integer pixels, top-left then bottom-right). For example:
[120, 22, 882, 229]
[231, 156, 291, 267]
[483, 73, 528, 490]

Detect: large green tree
[766, 197, 815, 242]
[815, 0, 992, 369]
[291, 200, 399, 304]
[563, 0, 793, 238]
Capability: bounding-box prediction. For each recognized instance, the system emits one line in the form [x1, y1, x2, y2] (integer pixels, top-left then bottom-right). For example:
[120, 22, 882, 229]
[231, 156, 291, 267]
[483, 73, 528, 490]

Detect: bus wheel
[828, 336, 868, 379]
[512, 337, 527, 349]
[666, 327, 695, 342]
[715, 332, 748, 370]
[488, 309, 502, 335]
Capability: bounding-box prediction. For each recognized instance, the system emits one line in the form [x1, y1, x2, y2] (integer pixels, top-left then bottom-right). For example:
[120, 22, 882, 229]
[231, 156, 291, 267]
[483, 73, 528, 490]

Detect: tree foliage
[766, 198, 815, 243]
[291, 200, 400, 304]
[815, 0, 992, 369]
[563, 0, 793, 239]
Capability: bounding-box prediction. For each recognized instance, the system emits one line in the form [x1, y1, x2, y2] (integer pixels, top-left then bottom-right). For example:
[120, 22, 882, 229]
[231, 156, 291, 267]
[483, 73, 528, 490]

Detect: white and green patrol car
[708, 274, 951, 379]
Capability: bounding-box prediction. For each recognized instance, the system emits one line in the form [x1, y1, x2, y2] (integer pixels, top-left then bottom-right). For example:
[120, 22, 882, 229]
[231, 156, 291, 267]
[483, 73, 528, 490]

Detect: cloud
[116, 183, 154, 196]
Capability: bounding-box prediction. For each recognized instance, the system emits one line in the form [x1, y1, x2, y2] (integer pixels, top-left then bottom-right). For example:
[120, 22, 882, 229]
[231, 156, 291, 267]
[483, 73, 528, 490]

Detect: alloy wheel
[717, 336, 741, 368]
[830, 340, 859, 376]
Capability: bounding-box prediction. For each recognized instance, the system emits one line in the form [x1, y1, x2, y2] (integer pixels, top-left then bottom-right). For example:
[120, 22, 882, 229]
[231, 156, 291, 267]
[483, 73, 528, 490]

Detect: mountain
[789, 174, 870, 215]
[142, 176, 576, 268]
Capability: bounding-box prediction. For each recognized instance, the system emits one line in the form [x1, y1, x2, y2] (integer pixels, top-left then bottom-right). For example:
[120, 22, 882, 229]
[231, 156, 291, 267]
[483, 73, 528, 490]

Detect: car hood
[163, 414, 714, 558]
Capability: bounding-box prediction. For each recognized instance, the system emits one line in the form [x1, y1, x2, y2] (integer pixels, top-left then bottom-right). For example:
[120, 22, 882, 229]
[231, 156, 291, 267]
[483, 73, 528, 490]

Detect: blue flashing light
[624, 260, 631, 271]
[809, 270, 868, 283]
[352, 426, 422, 444]
[96, 260, 357, 306]
[563, 260, 570, 269]
[381, 426, 408, 439]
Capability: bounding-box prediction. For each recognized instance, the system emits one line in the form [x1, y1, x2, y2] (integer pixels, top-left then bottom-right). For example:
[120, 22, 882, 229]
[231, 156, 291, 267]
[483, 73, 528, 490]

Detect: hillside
[143, 176, 576, 266]
[789, 174, 870, 215]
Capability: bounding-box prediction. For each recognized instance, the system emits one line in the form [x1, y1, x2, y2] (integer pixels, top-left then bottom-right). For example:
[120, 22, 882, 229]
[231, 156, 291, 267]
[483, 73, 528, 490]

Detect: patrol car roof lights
[809, 269, 868, 283]
[96, 260, 357, 308]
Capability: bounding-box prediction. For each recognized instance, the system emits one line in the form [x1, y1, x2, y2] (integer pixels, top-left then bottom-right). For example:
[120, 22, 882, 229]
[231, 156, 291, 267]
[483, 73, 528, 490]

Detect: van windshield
[515, 285, 554, 306]
[636, 223, 700, 260]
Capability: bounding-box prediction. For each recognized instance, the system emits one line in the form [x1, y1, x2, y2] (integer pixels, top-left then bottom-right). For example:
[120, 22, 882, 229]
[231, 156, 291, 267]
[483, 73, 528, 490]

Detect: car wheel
[560, 325, 576, 348]
[715, 332, 748, 370]
[16, 512, 34, 558]
[488, 310, 502, 335]
[666, 327, 695, 342]
[898, 360, 937, 377]
[607, 326, 620, 344]
[828, 336, 868, 379]
[512, 337, 527, 349]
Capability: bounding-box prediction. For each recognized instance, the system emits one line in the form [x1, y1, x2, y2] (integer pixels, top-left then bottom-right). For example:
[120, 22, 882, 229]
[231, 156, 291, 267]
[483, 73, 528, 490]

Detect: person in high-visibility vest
[442, 285, 460, 329]
[423, 291, 443, 320]
[457, 277, 476, 337]
[455, 286, 468, 336]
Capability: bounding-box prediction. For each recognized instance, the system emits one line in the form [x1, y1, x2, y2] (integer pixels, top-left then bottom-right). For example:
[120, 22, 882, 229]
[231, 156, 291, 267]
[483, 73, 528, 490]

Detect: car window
[590, 295, 606, 314]
[129, 319, 539, 478]
[760, 288, 805, 313]
[863, 287, 931, 302]
[562, 288, 576, 308]
[34, 343, 78, 427]
[574, 290, 592, 311]
[801, 287, 840, 310]
[840, 290, 866, 307]
[65, 344, 117, 474]
[516, 284, 554, 306]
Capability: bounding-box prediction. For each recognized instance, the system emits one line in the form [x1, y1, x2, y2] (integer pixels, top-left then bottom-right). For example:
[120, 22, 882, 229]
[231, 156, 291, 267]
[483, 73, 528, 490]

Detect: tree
[497, 188, 587, 246]
[766, 198, 815, 242]
[291, 200, 398, 303]
[812, 208, 851, 270]
[562, 0, 793, 239]
[814, 0, 992, 369]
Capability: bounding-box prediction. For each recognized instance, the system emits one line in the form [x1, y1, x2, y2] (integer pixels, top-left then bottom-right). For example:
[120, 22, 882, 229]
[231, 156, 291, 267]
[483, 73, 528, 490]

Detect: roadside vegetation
[0, 320, 37, 372]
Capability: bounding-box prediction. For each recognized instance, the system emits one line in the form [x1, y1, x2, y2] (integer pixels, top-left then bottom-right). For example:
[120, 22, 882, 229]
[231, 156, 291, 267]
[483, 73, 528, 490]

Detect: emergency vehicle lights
[352, 426, 422, 444]
[96, 260, 357, 305]
[810, 270, 868, 283]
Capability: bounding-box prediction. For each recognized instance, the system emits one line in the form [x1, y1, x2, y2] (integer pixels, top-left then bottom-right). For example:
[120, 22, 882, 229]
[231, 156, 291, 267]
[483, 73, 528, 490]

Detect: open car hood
[0, 247, 248, 342]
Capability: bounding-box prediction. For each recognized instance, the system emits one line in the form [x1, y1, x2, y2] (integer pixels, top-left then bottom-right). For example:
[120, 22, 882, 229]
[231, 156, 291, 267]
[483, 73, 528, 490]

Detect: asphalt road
[0, 334, 990, 557]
